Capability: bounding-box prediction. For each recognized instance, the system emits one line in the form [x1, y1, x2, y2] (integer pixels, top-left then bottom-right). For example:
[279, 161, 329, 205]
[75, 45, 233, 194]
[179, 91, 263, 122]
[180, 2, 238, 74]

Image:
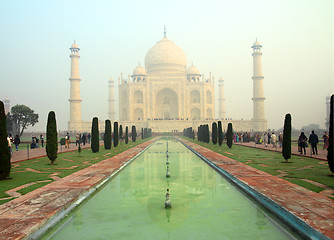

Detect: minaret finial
[164, 25, 166, 38]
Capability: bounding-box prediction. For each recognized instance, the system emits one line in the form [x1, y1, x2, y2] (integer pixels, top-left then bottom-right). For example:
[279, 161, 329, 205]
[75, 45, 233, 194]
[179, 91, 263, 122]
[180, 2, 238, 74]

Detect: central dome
[145, 37, 187, 73]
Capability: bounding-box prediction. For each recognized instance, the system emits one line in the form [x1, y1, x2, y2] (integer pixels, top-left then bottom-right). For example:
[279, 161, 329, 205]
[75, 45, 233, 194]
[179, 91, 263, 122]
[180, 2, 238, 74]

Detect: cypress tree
[226, 123, 233, 148]
[0, 101, 11, 179]
[119, 124, 123, 143]
[141, 128, 144, 139]
[91, 117, 99, 153]
[282, 113, 292, 163]
[197, 126, 200, 141]
[192, 129, 195, 139]
[218, 121, 223, 146]
[113, 121, 119, 147]
[125, 126, 129, 144]
[212, 122, 217, 145]
[132, 125, 136, 142]
[205, 124, 210, 143]
[46, 111, 58, 165]
[327, 95, 333, 173]
[104, 119, 112, 149]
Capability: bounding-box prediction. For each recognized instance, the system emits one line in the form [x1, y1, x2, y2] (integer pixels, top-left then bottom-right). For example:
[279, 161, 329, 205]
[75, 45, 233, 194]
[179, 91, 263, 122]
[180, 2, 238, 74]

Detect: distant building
[68, 31, 267, 133]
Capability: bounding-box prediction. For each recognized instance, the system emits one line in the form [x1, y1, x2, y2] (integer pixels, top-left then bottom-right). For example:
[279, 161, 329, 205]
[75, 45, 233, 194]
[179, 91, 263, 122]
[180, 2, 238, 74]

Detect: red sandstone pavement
[179, 138, 334, 239]
[10, 142, 93, 163]
[1, 137, 333, 239]
[234, 141, 327, 161]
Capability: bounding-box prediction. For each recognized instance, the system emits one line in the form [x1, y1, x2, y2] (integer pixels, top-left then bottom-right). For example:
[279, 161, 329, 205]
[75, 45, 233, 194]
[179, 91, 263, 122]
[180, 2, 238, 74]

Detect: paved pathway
[10, 142, 93, 163]
[234, 141, 328, 161]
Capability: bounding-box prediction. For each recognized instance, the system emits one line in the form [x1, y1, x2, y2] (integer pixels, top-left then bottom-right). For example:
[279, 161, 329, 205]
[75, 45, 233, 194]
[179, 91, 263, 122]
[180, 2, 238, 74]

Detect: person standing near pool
[309, 130, 319, 155]
[14, 135, 20, 151]
[298, 132, 308, 155]
[271, 132, 277, 147]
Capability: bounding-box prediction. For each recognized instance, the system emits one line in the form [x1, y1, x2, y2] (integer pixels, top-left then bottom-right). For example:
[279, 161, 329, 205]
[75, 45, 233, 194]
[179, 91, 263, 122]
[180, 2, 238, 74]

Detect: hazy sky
[0, 0, 333, 132]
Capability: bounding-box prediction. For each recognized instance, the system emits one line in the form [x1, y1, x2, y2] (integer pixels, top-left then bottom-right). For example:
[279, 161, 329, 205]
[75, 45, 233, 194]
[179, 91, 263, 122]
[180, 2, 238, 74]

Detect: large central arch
[155, 88, 178, 119]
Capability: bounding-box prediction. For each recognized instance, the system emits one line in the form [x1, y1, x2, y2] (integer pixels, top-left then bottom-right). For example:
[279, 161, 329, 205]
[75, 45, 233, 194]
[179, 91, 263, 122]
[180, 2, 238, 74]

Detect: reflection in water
[42, 138, 299, 240]
[166, 208, 171, 222]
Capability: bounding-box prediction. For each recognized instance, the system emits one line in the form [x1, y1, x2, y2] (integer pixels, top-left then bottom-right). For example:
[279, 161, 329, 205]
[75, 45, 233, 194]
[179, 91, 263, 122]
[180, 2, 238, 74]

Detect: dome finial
[164, 25, 166, 38]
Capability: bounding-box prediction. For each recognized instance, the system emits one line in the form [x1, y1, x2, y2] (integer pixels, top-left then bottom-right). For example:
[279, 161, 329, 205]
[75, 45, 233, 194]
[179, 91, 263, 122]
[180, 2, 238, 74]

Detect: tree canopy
[10, 104, 39, 137]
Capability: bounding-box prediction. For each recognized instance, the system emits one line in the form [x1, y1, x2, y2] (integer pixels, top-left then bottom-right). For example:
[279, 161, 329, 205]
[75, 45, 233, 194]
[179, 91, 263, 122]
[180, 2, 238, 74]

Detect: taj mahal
[68, 30, 267, 133]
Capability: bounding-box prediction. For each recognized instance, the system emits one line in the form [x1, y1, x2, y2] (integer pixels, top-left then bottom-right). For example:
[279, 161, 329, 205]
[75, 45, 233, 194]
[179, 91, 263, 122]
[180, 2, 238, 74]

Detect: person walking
[87, 133, 91, 144]
[298, 132, 308, 155]
[309, 130, 319, 155]
[75, 134, 80, 146]
[278, 133, 283, 148]
[40, 134, 44, 147]
[323, 132, 329, 150]
[7, 135, 12, 155]
[14, 135, 20, 151]
[65, 132, 70, 148]
[263, 132, 268, 147]
[82, 133, 86, 146]
[271, 132, 277, 148]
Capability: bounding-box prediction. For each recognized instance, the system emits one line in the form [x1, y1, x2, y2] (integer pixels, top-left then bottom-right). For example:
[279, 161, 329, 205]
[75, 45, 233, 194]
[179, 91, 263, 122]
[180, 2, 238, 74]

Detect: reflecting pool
[42, 138, 300, 239]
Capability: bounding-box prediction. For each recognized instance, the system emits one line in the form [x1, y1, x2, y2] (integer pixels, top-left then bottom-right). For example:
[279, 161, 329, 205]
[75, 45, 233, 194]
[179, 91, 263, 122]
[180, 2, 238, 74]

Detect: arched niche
[134, 108, 143, 120]
[206, 90, 212, 104]
[155, 88, 178, 119]
[191, 107, 201, 120]
[190, 90, 200, 103]
[134, 90, 143, 103]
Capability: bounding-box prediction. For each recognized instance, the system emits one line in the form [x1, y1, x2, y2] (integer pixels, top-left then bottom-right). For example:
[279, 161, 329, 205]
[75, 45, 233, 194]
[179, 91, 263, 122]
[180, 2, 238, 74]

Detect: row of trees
[183, 127, 195, 139]
[184, 121, 234, 148]
[141, 128, 152, 139]
[91, 118, 141, 153]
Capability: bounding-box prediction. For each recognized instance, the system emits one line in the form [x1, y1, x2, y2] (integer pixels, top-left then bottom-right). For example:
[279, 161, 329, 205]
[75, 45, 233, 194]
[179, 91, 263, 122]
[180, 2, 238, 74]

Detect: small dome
[132, 65, 146, 76]
[252, 40, 262, 47]
[71, 42, 79, 49]
[187, 65, 200, 75]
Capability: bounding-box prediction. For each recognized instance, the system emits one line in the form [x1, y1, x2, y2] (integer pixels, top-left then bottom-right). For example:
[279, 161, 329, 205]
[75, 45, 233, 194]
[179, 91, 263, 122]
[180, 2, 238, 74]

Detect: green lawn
[0, 138, 152, 205]
[182, 137, 334, 198]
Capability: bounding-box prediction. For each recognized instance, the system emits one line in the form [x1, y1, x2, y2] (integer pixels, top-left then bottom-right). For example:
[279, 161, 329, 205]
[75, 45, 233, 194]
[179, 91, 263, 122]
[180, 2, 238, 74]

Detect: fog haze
[0, 0, 332, 132]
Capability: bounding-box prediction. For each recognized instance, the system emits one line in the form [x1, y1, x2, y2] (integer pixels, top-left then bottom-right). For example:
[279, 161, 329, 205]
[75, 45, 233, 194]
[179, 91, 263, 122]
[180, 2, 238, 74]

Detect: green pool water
[42, 138, 300, 240]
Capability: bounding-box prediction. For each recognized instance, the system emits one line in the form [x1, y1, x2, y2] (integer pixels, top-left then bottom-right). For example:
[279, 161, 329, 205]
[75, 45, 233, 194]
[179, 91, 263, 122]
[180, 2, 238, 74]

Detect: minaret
[108, 78, 116, 121]
[326, 95, 330, 130]
[218, 77, 226, 120]
[251, 39, 266, 131]
[68, 41, 82, 132]
[4, 98, 10, 115]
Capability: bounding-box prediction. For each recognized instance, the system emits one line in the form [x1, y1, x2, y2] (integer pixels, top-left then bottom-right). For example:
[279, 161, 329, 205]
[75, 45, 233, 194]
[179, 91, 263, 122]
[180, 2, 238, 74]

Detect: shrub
[218, 121, 223, 146]
[91, 117, 99, 153]
[132, 125, 136, 142]
[0, 101, 11, 179]
[125, 126, 129, 144]
[113, 122, 119, 147]
[328, 95, 333, 173]
[46, 111, 58, 165]
[212, 122, 217, 145]
[282, 113, 292, 163]
[104, 120, 112, 149]
[226, 123, 233, 148]
[119, 125, 123, 142]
